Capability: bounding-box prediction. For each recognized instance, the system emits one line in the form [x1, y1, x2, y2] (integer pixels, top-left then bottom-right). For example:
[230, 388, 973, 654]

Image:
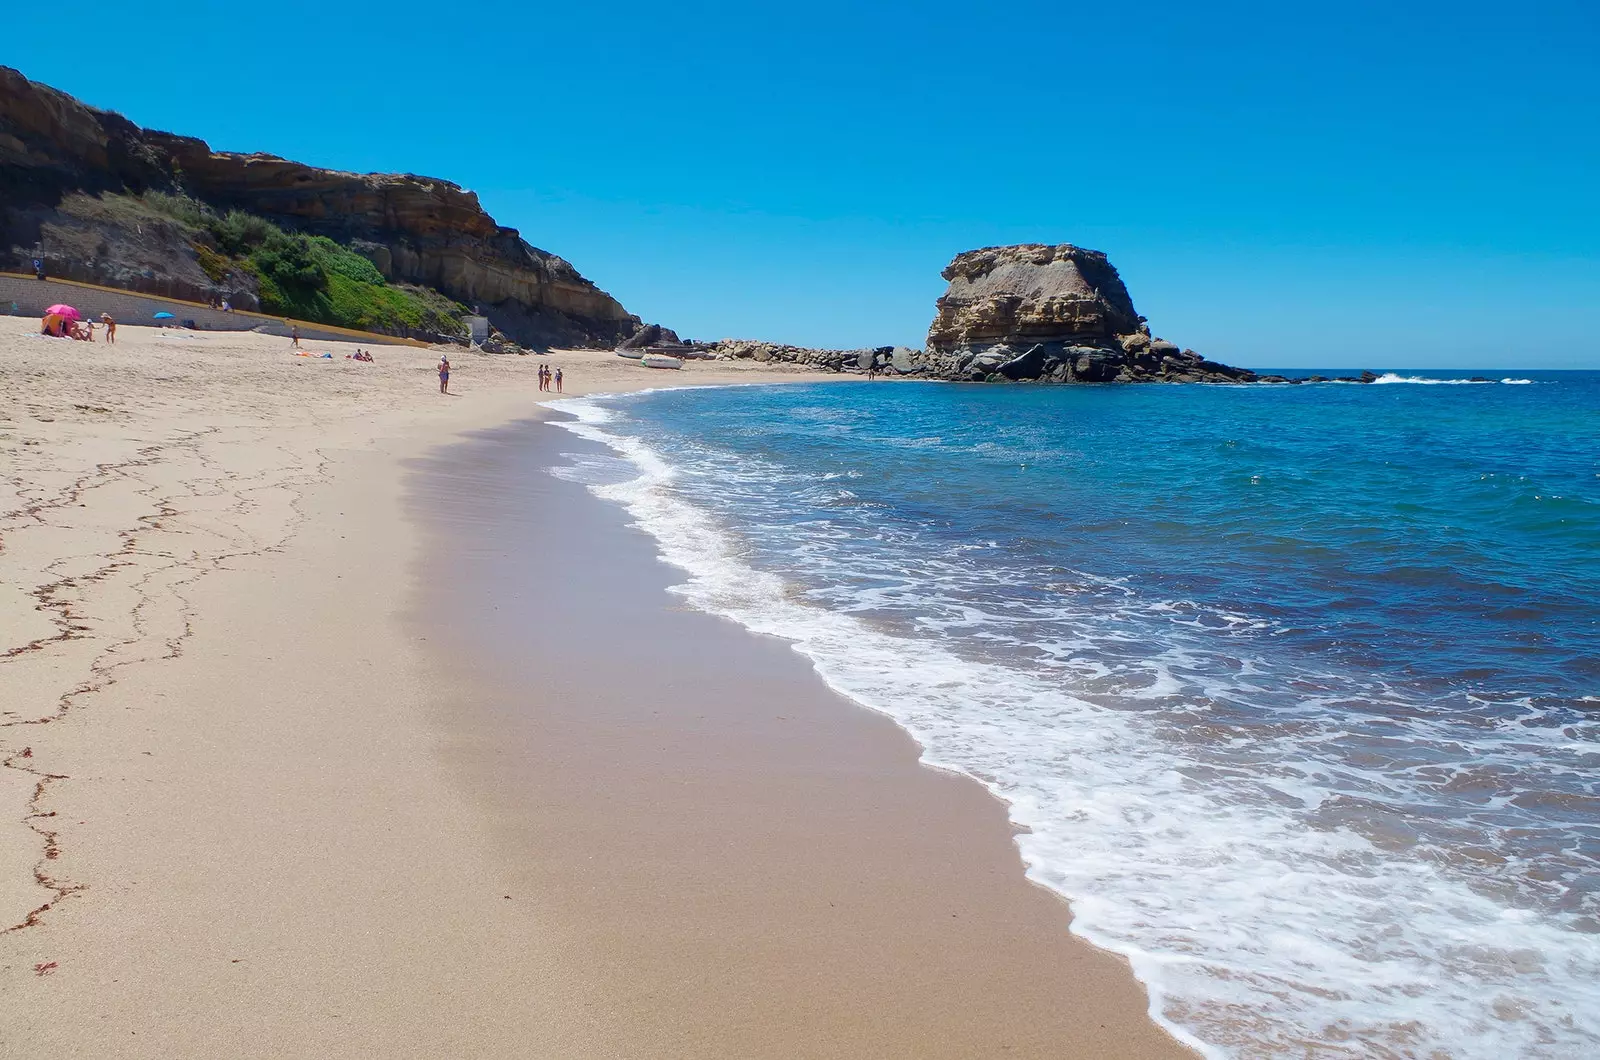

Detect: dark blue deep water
[553, 371, 1600, 1058]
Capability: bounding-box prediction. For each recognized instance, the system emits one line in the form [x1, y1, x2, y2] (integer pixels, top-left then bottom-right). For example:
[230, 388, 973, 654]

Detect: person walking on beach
[290, 324, 301, 349]
[439, 355, 451, 394]
[554, 367, 563, 393]
[101, 313, 116, 345]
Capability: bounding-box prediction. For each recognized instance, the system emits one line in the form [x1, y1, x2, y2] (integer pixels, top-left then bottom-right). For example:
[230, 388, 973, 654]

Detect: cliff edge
[921, 244, 1254, 383]
[0, 66, 642, 348]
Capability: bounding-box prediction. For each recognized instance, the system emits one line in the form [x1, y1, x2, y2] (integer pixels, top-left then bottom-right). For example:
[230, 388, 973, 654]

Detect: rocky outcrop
[618, 323, 683, 349]
[0, 66, 641, 348]
[920, 244, 1255, 383]
[708, 339, 922, 374]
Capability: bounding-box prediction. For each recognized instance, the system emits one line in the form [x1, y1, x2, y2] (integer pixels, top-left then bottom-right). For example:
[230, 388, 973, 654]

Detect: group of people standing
[435, 355, 565, 396]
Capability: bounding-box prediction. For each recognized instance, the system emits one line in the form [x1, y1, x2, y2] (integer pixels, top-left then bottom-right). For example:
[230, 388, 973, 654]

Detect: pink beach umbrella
[45, 304, 81, 322]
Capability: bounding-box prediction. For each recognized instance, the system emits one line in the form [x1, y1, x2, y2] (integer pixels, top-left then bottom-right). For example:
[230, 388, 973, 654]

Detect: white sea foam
[543, 395, 1600, 1059]
[1362, 373, 1535, 385]
[1371, 373, 1494, 385]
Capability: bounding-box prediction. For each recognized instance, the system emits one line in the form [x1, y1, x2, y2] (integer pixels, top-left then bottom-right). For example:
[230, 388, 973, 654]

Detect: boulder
[620, 323, 681, 349]
[967, 350, 1007, 378]
[998, 344, 1048, 380]
[890, 347, 922, 374]
[1069, 346, 1125, 382]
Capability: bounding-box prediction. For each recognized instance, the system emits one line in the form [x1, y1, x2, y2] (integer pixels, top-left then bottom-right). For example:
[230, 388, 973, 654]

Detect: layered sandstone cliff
[0, 66, 641, 347]
[921, 244, 1254, 383]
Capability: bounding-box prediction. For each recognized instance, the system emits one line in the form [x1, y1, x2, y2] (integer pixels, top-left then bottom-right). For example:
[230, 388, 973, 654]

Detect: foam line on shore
[544, 395, 1223, 1059]
[544, 389, 1600, 1060]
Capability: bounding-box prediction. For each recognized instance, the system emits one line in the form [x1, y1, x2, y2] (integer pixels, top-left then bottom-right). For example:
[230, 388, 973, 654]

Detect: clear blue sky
[6, 1, 1597, 367]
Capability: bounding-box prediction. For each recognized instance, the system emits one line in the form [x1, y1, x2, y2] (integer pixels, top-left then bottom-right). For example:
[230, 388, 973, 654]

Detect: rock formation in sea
[920, 244, 1256, 383]
[0, 66, 647, 348]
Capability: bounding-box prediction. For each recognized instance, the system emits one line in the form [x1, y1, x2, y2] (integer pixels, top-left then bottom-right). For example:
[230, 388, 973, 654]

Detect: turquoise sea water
[551, 371, 1600, 1058]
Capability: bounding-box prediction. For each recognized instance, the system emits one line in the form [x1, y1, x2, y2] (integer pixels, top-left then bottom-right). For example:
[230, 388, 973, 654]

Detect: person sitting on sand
[438, 356, 451, 394]
[102, 314, 116, 345]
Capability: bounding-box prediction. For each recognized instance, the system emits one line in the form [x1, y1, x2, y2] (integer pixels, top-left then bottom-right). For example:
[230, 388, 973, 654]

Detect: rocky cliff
[0, 66, 643, 347]
[921, 244, 1254, 383]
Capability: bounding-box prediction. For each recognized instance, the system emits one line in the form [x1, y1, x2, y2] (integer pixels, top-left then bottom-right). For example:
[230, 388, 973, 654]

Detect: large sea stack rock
[921, 244, 1254, 383]
[0, 66, 641, 348]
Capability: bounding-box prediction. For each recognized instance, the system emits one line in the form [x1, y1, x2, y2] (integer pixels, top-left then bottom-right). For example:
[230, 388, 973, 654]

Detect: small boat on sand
[640, 353, 684, 370]
[616, 348, 644, 359]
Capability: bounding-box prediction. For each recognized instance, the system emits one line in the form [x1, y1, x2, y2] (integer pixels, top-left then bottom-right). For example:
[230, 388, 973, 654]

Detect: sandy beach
[0, 318, 1191, 1057]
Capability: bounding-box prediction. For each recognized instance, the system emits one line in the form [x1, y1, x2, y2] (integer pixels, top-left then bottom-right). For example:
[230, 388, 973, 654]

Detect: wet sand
[406, 415, 1195, 1058]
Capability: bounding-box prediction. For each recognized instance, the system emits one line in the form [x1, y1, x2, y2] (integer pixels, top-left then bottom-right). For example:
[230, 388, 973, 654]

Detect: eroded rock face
[0, 66, 639, 347]
[921, 244, 1254, 383]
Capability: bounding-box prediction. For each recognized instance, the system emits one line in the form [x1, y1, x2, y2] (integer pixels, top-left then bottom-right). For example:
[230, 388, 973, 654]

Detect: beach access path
[0, 320, 1191, 1057]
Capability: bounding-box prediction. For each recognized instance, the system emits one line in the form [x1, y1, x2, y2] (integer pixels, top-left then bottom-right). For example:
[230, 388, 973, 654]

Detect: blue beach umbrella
[153, 311, 175, 320]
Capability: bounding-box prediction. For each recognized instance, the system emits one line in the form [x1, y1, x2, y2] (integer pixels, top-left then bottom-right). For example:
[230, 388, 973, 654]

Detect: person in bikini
[102, 314, 116, 344]
[438, 355, 451, 394]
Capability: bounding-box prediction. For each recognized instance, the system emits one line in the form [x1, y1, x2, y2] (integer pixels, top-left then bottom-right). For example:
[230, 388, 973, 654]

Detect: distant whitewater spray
[547, 372, 1600, 1058]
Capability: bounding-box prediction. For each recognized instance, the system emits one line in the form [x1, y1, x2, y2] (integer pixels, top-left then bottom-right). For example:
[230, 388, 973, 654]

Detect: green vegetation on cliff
[140, 192, 468, 337]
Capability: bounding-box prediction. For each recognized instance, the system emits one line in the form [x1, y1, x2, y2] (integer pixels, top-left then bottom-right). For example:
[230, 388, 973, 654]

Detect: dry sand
[0, 318, 1191, 1057]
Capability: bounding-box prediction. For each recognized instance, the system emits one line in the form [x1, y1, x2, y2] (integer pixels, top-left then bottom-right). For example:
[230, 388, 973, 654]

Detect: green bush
[193, 243, 232, 283]
[306, 236, 387, 286]
[211, 210, 277, 256]
[141, 191, 214, 228]
[253, 231, 325, 292]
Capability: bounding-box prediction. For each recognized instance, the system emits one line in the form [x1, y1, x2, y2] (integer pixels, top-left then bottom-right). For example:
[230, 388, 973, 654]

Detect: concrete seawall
[0, 273, 434, 347]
